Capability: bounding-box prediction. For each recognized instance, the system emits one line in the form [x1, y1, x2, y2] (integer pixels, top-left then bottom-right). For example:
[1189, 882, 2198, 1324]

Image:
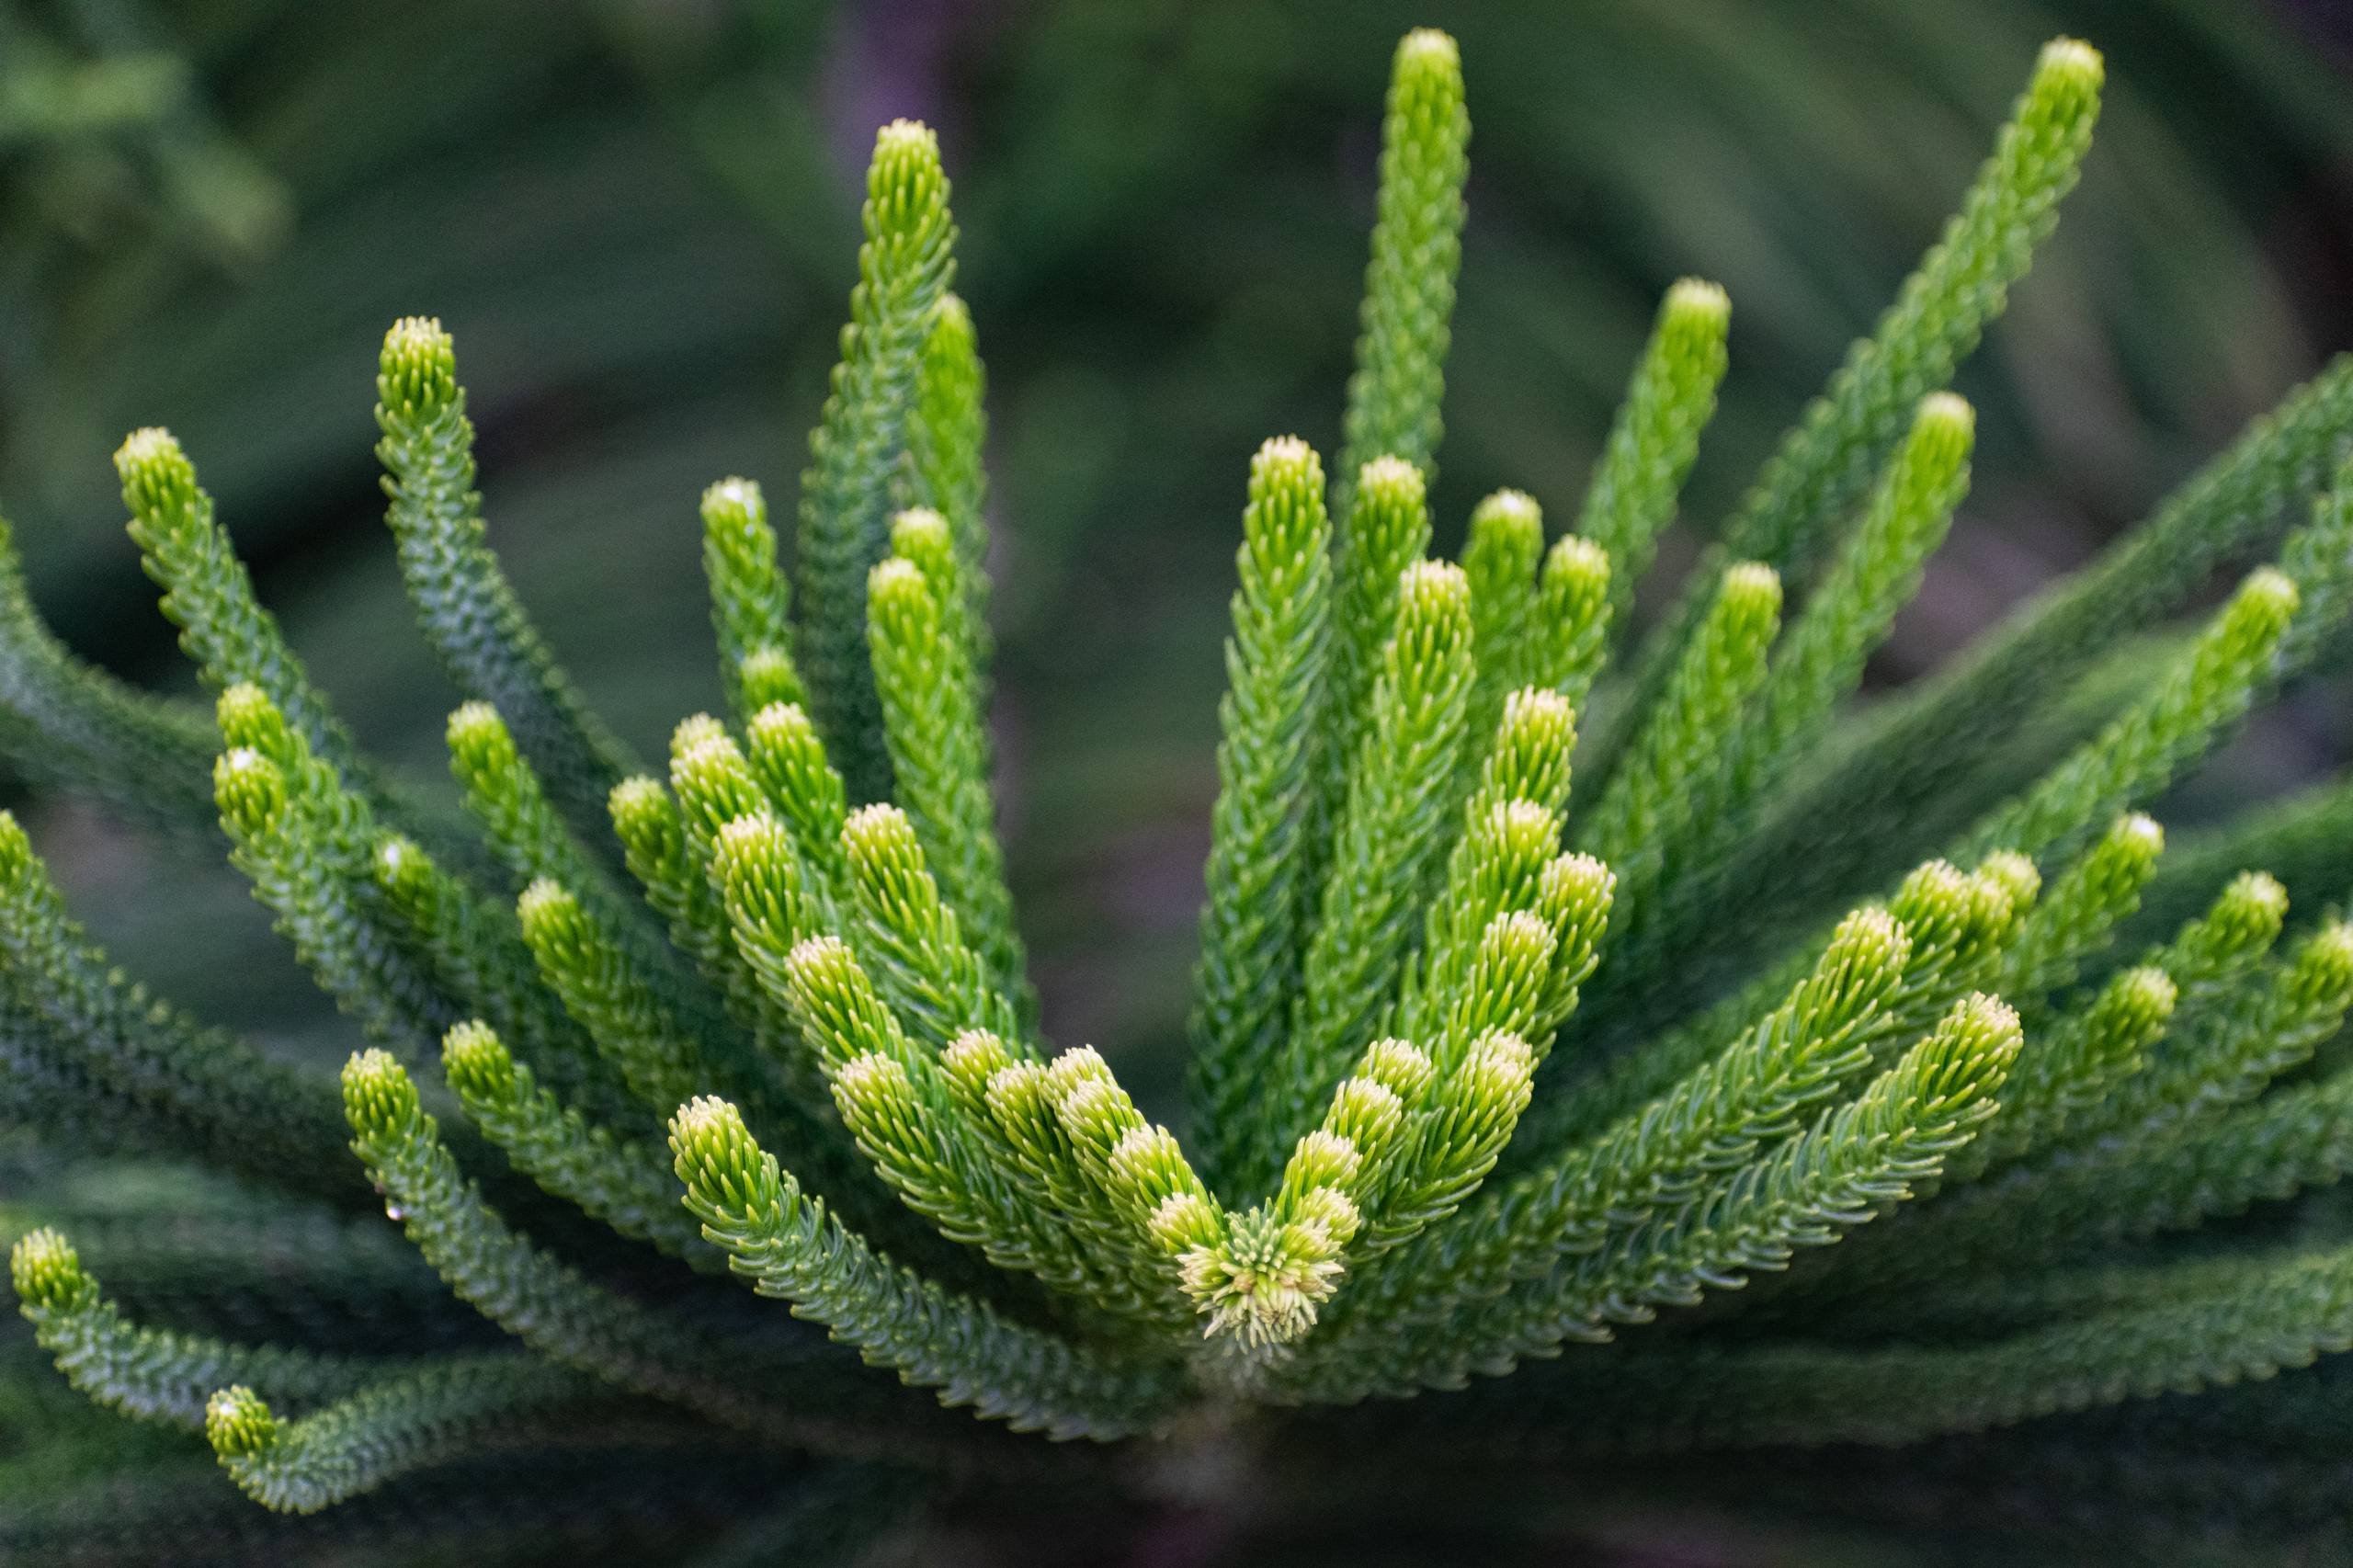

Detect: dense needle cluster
[7, 25, 2353, 1562]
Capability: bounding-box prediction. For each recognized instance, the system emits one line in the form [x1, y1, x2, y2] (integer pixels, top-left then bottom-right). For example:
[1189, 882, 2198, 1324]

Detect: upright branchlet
[1188, 437, 1334, 1194]
[905, 293, 994, 675]
[1575, 561, 1781, 937]
[1334, 27, 1471, 516]
[701, 477, 802, 721]
[796, 120, 958, 802]
[376, 317, 638, 834]
[1532, 535, 1612, 710]
[868, 521, 1029, 1007]
[1574, 278, 1731, 637]
[1460, 490, 1545, 758]
[1614, 39, 2102, 742]
[1278, 561, 1474, 1158]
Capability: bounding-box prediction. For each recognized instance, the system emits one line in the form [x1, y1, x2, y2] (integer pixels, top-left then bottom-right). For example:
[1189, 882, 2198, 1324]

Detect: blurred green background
[5, 0, 2351, 1127]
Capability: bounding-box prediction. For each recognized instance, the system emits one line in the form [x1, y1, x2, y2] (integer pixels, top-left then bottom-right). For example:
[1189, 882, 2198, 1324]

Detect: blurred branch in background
[0, 0, 2348, 1096]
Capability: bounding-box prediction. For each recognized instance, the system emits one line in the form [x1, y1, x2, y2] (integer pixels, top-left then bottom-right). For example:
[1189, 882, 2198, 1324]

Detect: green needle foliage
[9, 26, 2353, 1562]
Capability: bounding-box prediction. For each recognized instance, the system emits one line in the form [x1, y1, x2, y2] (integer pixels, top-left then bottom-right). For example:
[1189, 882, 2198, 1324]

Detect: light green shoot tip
[204, 1385, 279, 1459]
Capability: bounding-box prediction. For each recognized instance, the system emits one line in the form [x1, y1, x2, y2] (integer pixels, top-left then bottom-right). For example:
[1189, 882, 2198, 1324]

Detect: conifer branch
[796, 120, 958, 801]
[1328, 903, 1915, 1357]
[376, 318, 639, 837]
[211, 685, 453, 1048]
[868, 517, 1027, 1006]
[1325, 995, 2019, 1397]
[204, 1356, 616, 1514]
[17, 27, 2353, 1553]
[1608, 40, 2102, 756]
[1188, 437, 1334, 1195]
[1960, 569, 2300, 865]
[341, 1050, 944, 1458]
[1733, 356, 2353, 917]
[904, 294, 994, 676]
[371, 832, 622, 1119]
[840, 802, 1023, 1053]
[700, 477, 802, 722]
[1573, 278, 1731, 636]
[12, 1228, 384, 1428]
[1279, 561, 1473, 1143]
[1998, 811, 2165, 1004]
[116, 429, 364, 787]
[439, 1020, 719, 1267]
[744, 700, 852, 901]
[1334, 28, 1470, 517]
[1574, 560, 1781, 937]
[1531, 534, 1612, 710]
[1460, 491, 1545, 762]
[671, 1096, 1181, 1438]
[1307, 456, 1434, 883]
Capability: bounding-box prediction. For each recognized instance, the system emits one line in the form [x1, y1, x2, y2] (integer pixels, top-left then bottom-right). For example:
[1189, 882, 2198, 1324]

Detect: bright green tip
[9, 1227, 92, 1311]
[669, 712, 730, 758]
[608, 775, 670, 832]
[515, 878, 585, 950]
[379, 316, 459, 413]
[2236, 566, 2302, 628]
[1543, 533, 1610, 593]
[1181, 1205, 1348, 1349]
[1396, 27, 1461, 74]
[204, 1385, 279, 1459]
[213, 748, 289, 836]
[873, 118, 938, 161]
[2224, 869, 2290, 927]
[214, 683, 282, 746]
[1544, 850, 1616, 912]
[441, 1020, 517, 1103]
[1665, 277, 1732, 329]
[371, 834, 432, 903]
[1720, 561, 1783, 621]
[1251, 435, 1324, 494]
[2303, 924, 2353, 993]
[931, 291, 974, 336]
[340, 1048, 421, 1138]
[669, 1094, 763, 1198]
[1354, 453, 1427, 507]
[868, 555, 929, 608]
[1828, 904, 1913, 974]
[1469, 489, 1543, 548]
[868, 119, 949, 221]
[445, 699, 513, 761]
[0, 811, 32, 885]
[2115, 965, 2179, 1027]
[710, 811, 794, 890]
[699, 476, 766, 530]
[840, 801, 918, 861]
[1918, 391, 1975, 437]
[1398, 558, 1472, 617]
[1912, 392, 1977, 472]
[745, 699, 819, 751]
[113, 426, 192, 494]
[2116, 812, 2165, 859]
[890, 506, 952, 558]
[2035, 37, 2105, 91]
[1976, 850, 2041, 914]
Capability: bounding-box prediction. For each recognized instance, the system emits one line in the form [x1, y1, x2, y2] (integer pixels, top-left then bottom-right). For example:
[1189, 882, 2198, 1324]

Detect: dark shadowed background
[5, 0, 2352, 1143]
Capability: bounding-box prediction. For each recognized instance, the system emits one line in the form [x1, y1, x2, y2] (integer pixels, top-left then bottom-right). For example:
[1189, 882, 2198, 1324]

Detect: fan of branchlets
[8, 24, 2353, 1560]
